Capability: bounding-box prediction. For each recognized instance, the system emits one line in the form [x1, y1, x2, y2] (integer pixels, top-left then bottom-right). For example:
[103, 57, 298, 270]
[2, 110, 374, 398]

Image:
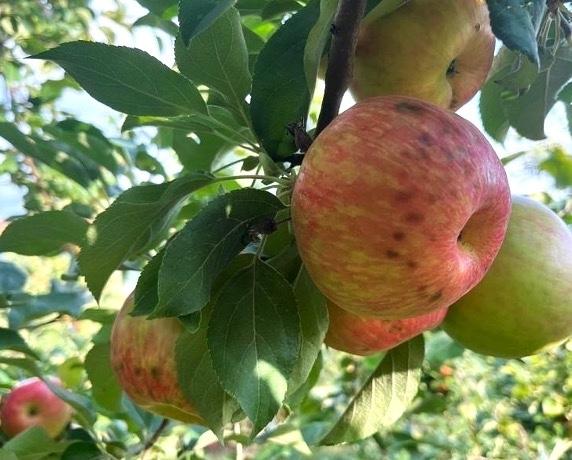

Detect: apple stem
[315, 0, 367, 137]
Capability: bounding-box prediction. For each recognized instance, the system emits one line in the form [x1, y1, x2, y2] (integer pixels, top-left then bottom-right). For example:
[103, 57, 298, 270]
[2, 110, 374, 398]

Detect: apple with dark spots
[326, 301, 447, 356]
[0, 377, 72, 438]
[444, 196, 572, 358]
[292, 96, 511, 319]
[110, 294, 204, 424]
[351, 0, 494, 110]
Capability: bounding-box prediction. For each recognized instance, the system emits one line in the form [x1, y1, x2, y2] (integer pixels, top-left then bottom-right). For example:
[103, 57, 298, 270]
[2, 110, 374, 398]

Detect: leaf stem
[212, 157, 257, 174]
[315, 0, 367, 136]
[213, 174, 288, 186]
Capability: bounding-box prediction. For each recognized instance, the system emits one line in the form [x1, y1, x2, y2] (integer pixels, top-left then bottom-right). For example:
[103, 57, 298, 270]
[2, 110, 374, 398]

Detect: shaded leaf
[176, 326, 240, 437]
[0, 211, 88, 256]
[79, 173, 213, 301]
[155, 189, 284, 317]
[486, 0, 542, 64]
[208, 260, 300, 435]
[250, 0, 321, 159]
[84, 343, 123, 412]
[0, 262, 27, 294]
[320, 336, 424, 445]
[31, 42, 207, 116]
[0, 328, 39, 358]
[179, 0, 236, 45]
[287, 266, 328, 397]
[1, 427, 69, 460]
[132, 249, 164, 317]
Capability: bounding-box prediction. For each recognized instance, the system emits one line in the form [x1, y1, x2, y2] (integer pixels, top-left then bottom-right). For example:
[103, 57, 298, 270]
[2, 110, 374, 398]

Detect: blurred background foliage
[0, 0, 570, 458]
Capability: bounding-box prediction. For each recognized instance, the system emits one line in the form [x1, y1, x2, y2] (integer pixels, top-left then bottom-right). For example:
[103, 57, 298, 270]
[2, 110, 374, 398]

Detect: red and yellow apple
[351, 0, 495, 110]
[292, 96, 511, 319]
[443, 196, 572, 358]
[110, 295, 203, 424]
[0, 377, 72, 438]
[326, 301, 447, 356]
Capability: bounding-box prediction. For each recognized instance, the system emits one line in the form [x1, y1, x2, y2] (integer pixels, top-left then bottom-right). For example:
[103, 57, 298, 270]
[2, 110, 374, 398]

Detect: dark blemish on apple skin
[475, 23, 481, 31]
[392, 231, 406, 241]
[407, 260, 418, 269]
[395, 101, 425, 114]
[151, 367, 161, 379]
[430, 291, 443, 302]
[134, 367, 142, 376]
[404, 212, 425, 224]
[386, 249, 400, 259]
[394, 190, 414, 202]
[417, 285, 428, 292]
[418, 133, 434, 147]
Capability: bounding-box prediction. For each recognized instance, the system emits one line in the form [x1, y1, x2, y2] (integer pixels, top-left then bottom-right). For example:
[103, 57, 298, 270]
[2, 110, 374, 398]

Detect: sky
[0, 0, 570, 220]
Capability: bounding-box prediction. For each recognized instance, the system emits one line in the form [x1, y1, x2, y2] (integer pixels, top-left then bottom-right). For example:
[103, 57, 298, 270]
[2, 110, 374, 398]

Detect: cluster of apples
[103, 0, 572, 427]
[298, 0, 572, 358]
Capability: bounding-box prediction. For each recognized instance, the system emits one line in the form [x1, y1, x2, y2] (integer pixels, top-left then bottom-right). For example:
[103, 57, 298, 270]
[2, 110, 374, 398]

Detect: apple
[110, 294, 203, 424]
[326, 301, 447, 356]
[292, 96, 511, 319]
[443, 196, 572, 358]
[350, 0, 495, 110]
[0, 377, 72, 438]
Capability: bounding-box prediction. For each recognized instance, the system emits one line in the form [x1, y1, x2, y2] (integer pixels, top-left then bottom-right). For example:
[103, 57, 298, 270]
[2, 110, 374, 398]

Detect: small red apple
[326, 301, 447, 355]
[292, 96, 511, 319]
[110, 294, 203, 424]
[0, 377, 72, 438]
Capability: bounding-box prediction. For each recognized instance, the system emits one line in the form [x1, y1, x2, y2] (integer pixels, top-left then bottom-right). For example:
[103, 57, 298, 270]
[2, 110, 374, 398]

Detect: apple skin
[292, 96, 511, 319]
[351, 0, 494, 110]
[0, 377, 72, 438]
[443, 196, 572, 358]
[110, 295, 203, 424]
[326, 301, 447, 356]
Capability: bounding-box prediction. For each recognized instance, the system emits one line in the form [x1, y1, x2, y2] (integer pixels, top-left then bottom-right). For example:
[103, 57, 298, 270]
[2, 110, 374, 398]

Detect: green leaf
[479, 76, 511, 143]
[179, 0, 236, 45]
[79, 173, 213, 301]
[303, 0, 338, 96]
[31, 41, 207, 116]
[1, 427, 70, 460]
[0, 328, 39, 358]
[176, 8, 251, 122]
[250, 0, 321, 159]
[8, 288, 89, 329]
[0, 357, 40, 376]
[84, 343, 123, 412]
[0, 122, 96, 187]
[505, 47, 572, 140]
[132, 13, 179, 36]
[0, 211, 88, 256]
[538, 145, 572, 188]
[43, 379, 98, 427]
[286, 266, 328, 397]
[155, 188, 284, 317]
[320, 336, 424, 445]
[0, 262, 27, 294]
[424, 331, 465, 369]
[486, 0, 542, 64]
[208, 259, 300, 435]
[132, 250, 164, 317]
[61, 442, 104, 460]
[176, 327, 241, 437]
[135, 0, 177, 16]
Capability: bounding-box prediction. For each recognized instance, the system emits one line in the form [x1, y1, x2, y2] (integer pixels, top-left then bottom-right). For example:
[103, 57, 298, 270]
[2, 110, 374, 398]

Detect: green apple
[443, 196, 572, 358]
[110, 294, 204, 424]
[0, 377, 72, 438]
[326, 301, 447, 356]
[351, 0, 495, 110]
[292, 96, 510, 319]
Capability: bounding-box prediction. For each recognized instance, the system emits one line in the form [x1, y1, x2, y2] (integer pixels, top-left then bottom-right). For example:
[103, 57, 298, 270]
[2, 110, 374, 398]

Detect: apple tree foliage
[0, 0, 571, 458]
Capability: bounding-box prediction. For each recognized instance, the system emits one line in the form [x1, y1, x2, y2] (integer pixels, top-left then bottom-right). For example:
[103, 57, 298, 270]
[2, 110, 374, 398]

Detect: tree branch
[315, 0, 367, 137]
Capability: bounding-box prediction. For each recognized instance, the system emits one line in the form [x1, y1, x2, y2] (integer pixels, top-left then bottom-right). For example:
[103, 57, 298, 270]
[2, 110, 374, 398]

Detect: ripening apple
[326, 301, 447, 356]
[350, 0, 495, 110]
[443, 196, 572, 358]
[292, 96, 511, 319]
[0, 377, 72, 438]
[110, 294, 203, 424]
